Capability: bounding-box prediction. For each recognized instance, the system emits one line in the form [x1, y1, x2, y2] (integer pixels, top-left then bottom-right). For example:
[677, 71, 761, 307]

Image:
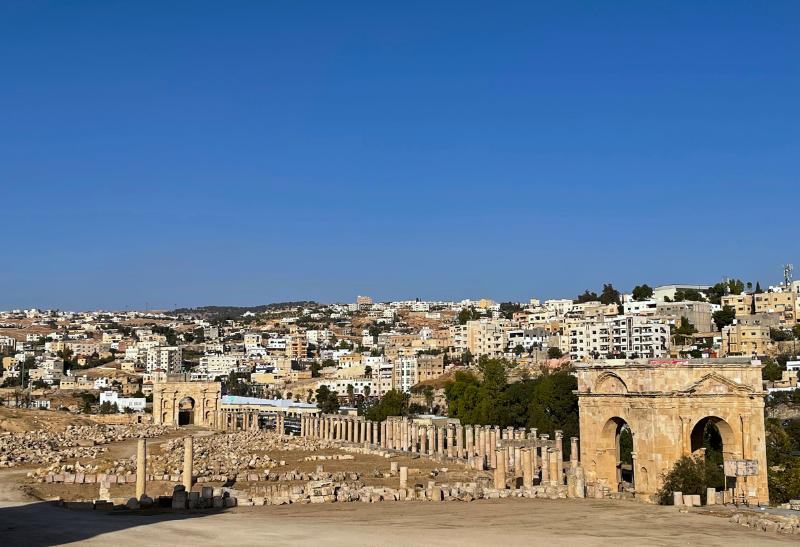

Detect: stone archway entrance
[153, 381, 221, 428]
[178, 397, 195, 426]
[597, 417, 634, 492]
[577, 358, 770, 503]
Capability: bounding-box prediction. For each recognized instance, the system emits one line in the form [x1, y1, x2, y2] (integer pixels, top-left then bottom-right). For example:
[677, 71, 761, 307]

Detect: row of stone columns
[217, 409, 262, 432]
[300, 414, 576, 486]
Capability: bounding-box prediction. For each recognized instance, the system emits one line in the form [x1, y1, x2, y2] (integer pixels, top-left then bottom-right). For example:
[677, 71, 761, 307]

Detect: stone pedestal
[399, 466, 408, 488]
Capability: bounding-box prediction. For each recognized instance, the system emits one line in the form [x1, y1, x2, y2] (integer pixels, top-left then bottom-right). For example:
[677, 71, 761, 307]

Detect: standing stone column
[456, 425, 464, 459]
[570, 437, 579, 468]
[437, 426, 445, 456]
[478, 426, 486, 467]
[555, 431, 564, 485]
[514, 447, 522, 477]
[505, 426, 514, 440]
[372, 421, 378, 446]
[489, 429, 497, 469]
[549, 448, 559, 486]
[465, 425, 473, 458]
[381, 421, 387, 448]
[540, 444, 550, 483]
[446, 426, 454, 458]
[411, 423, 418, 453]
[135, 438, 147, 499]
[522, 448, 533, 488]
[494, 449, 506, 489]
[399, 466, 408, 488]
[428, 425, 435, 456]
[346, 418, 353, 442]
[183, 436, 193, 492]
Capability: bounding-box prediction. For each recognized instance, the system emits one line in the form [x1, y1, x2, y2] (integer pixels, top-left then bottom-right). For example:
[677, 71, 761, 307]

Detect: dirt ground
[0, 497, 794, 546]
[1, 418, 794, 545]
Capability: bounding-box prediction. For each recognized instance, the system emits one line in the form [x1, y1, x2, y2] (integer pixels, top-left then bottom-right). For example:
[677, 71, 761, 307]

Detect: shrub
[656, 455, 724, 505]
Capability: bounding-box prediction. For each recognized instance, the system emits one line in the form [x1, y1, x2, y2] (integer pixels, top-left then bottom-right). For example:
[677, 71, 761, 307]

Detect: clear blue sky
[2, 1, 798, 310]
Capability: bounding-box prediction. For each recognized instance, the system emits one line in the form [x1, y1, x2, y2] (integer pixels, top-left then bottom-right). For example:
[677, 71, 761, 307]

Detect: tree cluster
[444, 357, 578, 458]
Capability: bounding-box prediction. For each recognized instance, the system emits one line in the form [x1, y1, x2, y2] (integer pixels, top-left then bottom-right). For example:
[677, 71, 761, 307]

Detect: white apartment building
[506, 328, 549, 351]
[315, 377, 373, 397]
[393, 356, 418, 393]
[146, 346, 182, 373]
[544, 299, 574, 316]
[567, 316, 670, 361]
[198, 354, 240, 378]
[99, 390, 146, 413]
[623, 299, 658, 315]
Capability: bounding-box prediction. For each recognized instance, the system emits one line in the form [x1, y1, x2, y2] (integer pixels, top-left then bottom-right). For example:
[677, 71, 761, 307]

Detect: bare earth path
[0, 497, 793, 547]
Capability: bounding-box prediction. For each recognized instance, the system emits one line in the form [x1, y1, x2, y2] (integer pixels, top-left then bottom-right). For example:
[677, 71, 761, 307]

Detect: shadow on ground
[0, 501, 223, 547]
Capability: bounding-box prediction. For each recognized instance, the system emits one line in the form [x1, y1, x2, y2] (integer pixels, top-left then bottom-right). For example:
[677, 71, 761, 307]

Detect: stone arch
[597, 416, 635, 492]
[595, 372, 628, 394]
[690, 415, 736, 460]
[178, 396, 196, 426]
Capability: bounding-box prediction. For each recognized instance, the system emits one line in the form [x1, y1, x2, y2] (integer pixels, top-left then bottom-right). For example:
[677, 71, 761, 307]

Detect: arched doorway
[599, 417, 635, 492]
[178, 397, 195, 426]
[690, 416, 733, 491]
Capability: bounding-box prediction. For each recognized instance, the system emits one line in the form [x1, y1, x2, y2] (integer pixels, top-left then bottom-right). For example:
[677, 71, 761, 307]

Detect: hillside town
[2, 268, 799, 415]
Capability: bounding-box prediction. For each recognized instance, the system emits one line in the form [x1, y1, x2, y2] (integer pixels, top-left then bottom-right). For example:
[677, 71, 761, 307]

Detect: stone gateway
[576, 358, 769, 503]
[153, 381, 222, 428]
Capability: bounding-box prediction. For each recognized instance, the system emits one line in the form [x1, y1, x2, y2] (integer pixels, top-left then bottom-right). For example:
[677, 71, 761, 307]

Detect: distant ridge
[172, 301, 317, 320]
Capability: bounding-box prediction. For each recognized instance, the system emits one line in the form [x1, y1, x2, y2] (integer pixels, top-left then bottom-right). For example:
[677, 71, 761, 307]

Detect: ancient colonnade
[299, 414, 581, 489]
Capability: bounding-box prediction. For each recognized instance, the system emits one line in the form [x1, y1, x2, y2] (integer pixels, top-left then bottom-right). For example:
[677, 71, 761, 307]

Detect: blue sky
[1, 1, 798, 310]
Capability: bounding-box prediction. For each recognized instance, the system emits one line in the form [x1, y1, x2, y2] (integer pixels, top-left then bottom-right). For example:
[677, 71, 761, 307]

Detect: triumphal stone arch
[153, 381, 222, 428]
[576, 358, 769, 503]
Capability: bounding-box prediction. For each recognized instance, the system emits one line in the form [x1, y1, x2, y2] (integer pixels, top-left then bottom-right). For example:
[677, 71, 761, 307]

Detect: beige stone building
[577, 358, 769, 504]
[720, 323, 771, 357]
[722, 289, 798, 327]
[466, 318, 511, 357]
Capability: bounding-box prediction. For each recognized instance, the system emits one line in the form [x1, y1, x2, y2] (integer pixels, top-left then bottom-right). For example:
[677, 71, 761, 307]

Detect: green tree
[655, 455, 725, 504]
[346, 384, 355, 405]
[513, 344, 525, 356]
[712, 306, 736, 330]
[770, 328, 793, 342]
[599, 283, 621, 306]
[632, 284, 654, 301]
[769, 459, 800, 504]
[499, 302, 522, 320]
[673, 317, 698, 345]
[365, 390, 409, 422]
[575, 290, 599, 303]
[761, 357, 785, 382]
[310, 361, 322, 377]
[457, 307, 481, 325]
[674, 288, 706, 302]
[423, 385, 434, 412]
[315, 385, 340, 413]
[547, 347, 563, 359]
